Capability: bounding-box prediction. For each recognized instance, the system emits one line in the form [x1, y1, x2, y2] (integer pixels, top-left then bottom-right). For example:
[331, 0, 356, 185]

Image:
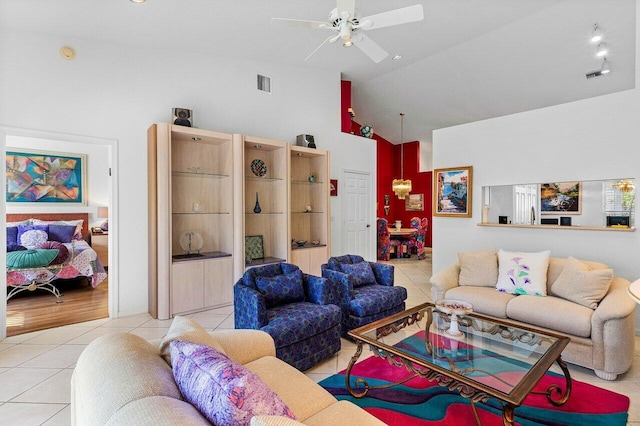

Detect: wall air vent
[257, 74, 271, 93]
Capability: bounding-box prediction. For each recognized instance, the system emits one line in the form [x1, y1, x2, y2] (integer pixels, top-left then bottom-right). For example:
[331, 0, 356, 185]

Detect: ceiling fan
[272, 0, 424, 63]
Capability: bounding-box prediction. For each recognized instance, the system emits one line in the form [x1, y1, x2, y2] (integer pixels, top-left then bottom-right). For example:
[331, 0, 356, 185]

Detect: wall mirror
[481, 178, 635, 229]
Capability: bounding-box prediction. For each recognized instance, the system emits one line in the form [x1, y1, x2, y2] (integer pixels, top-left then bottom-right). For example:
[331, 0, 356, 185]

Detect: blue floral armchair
[234, 263, 342, 371]
[321, 255, 407, 336]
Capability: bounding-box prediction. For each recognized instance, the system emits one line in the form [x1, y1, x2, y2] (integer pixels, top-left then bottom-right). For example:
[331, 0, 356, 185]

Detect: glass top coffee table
[346, 302, 571, 426]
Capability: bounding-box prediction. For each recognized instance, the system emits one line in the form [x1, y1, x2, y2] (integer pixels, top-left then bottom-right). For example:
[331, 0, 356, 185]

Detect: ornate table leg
[502, 404, 515, 426]
[345, 341, 368, 398]
[546, 356, 572, 406]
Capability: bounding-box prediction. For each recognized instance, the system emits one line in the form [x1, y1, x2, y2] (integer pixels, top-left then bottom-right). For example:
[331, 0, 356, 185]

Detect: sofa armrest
[369, 262, 394, 286]
[233, 281, 268, 329]
[304, 273, 340, 306]
[591, 277, 636, 374]
[210, 329, 276, 365]
[429, 263, 461, 301]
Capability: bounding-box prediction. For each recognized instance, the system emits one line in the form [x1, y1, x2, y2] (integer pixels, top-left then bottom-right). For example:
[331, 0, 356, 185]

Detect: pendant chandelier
[613, 178, 635, 192]
[392, 112, 412, 199]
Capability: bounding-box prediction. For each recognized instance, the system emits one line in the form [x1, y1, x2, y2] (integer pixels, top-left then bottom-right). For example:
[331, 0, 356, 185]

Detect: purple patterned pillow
[339, 261, 376, 287]
[255, 269, 305, 308]
[47, 224, 77, 243]
[7, 243, 27, 252]
[18, 225, 49, 249]
[170, 340, 296, 426]
[36, 241, 69, 264]
[6, 226, 18, 246]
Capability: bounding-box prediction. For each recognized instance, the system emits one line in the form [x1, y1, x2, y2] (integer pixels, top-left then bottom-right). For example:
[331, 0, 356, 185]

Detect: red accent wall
[342, 81, 432, 247]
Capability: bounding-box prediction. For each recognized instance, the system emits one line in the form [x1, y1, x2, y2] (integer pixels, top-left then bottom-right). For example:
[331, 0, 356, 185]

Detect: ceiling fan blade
[305, 36, 333, 61]
[353, 33, 388, 63]
[360, 4, 424, 30]
[336, 0, 355, 19]
[271, 17, 329, 30]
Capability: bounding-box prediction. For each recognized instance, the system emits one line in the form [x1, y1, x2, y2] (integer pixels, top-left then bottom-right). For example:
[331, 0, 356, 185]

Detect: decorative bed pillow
[339, 261, 376, 287]
[6, 249, 59, 269]
[496, 249, 551, 296]
[458, 249, 498, 287]
[36, 241, 69, 265]
[6, 226, 18, 246]
[170, 340, 296, 426]
[17, 225, 49, 249]
[47, 224, 77, 243]
[550, 257, 613, 309]
[255, 269, 305, 308]
[159, 315, 227, 365]
[32, 219, 84, 240]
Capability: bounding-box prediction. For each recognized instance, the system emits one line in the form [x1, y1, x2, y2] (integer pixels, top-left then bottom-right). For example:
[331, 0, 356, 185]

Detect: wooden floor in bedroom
[6, 277, 109, 337]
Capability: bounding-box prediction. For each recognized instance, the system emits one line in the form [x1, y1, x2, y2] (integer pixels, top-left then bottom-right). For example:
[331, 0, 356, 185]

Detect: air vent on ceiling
[257, 74, 271, 93]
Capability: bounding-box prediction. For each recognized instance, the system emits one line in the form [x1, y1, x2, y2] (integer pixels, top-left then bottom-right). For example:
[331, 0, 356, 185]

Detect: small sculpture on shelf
[253, 192, 262, 214]
[308, 173, 316, 183]
[305, 205, 312, 212]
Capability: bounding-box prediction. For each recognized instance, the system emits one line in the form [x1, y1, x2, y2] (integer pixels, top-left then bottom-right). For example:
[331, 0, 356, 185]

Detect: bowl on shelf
[296, 240, 307, 247]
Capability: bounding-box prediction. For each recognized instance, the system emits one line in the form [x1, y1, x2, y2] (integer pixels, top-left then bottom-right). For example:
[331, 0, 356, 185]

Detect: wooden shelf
[477, 223, 636, 232]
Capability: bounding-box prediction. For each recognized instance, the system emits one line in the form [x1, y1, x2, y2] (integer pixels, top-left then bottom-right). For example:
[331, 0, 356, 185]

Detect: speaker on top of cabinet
[172, 108, 193, 127]
[296, 134, 316, 149]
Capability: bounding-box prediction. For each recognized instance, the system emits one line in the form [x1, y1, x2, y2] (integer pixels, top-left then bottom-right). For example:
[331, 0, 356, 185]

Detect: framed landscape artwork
[6, 149, 87, 204]
[433, 165, 473, 217]
[540, 182, 582, 214]
[405, 193, 424, 211]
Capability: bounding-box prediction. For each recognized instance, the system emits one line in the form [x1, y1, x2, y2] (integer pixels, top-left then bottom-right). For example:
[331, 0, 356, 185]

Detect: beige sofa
[71, 317, 384, 426]
[430, 254, 636, 381]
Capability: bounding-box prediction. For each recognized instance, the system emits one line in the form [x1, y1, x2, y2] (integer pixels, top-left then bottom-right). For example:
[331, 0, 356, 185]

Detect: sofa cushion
[550, 257, 613, 309]
[458, 249, 498, 287]
[159, 315, 227, 365]
[251, 416, 305, 426]
[243, 264, 284, 289]
[170, 340, 296, 426]
[547, 257, 609, 289]
[262, 303, 341, 348]
[327, 255, 353, 271]
[445, 286, 516, 318]
[339, 261, 376, 288]
[350, 285, 407, 317]
[244, 355, 337, 422]
[496, 249, 550, 296]
[256, 269, 305, 308]
[506, 295, 593, 338]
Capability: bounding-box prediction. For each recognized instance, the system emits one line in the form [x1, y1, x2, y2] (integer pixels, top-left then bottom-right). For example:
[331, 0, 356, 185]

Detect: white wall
[0, 29, 376, 317]
[6, 135, 109, 228]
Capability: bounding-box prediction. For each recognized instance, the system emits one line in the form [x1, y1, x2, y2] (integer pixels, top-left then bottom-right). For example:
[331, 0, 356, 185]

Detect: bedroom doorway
[1, 127, 119, 339]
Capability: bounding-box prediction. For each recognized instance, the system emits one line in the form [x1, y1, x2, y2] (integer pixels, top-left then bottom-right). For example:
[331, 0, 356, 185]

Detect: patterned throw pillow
[6, 249, 59, 269]
[6, 226, 18, 246]
[32, 219, 84, 240]
[170, 340, 296, 426]
[7, 243, 27, 252]
[255, 269, 305, 308]
[550, 257, 613, 309]
[496, 249, 551, 296]
[339, 261, 376, 287]
[18, 224, 49, 249]
[36, 241, 69, 264]
[327, 255, 353, 271]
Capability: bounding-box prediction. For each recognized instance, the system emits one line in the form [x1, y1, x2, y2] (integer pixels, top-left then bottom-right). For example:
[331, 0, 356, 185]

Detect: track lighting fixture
[590, 23, 603, 43]
[601, 58, 611, 74]
[596, 42, 608, 57]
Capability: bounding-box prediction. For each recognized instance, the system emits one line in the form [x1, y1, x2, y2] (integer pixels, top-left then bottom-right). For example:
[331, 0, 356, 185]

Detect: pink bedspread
[7, 240, 107, 288]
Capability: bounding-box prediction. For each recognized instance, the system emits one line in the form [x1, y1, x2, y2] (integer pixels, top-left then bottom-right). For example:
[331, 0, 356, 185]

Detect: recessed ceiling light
[392, 55, 402, 60]
[60, 46, 76, 60]
[596, 42, 608, 57]
[590, 23, 603, 43]
[130, 0, 147, 3]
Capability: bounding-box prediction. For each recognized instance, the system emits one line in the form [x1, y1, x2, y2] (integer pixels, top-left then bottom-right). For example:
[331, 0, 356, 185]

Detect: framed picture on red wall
[433, 165, 473, 217]
[405, 193, 424, 211]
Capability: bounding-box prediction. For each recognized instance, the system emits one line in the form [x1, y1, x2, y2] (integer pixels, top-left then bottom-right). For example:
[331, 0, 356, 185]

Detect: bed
[6, 213, 107, 303]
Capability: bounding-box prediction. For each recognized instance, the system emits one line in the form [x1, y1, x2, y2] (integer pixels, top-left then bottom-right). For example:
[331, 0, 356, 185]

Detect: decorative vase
[253, 192, 262, 214]
[308, 173, 315, 183]
[482, 205, 490, 223]
[395, 220, 401, 229]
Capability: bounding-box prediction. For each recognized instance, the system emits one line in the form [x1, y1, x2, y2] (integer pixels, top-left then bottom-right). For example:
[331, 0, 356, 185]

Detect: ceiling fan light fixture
[596, 42, 608, 57]
[590, 23, 603, 43]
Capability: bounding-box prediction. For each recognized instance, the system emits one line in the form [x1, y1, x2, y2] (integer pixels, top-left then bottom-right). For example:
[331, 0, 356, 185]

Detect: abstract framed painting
[433, 165, 473, 217]
[540, 182, 582, 214]
[405, 193, 424, 211]
[6, 149, 87, 204]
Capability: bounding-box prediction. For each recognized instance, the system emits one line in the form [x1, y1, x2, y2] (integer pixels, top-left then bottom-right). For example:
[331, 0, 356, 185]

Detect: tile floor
[1, 256, 639, 425]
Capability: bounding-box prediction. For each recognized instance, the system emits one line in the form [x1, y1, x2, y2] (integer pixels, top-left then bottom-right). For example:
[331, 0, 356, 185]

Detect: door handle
[366, 224, 371, 228]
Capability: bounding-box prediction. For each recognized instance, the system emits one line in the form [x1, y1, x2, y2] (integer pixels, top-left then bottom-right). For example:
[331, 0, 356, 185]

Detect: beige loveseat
[71, 317, 384, 426]
[430, 252, 636, 381]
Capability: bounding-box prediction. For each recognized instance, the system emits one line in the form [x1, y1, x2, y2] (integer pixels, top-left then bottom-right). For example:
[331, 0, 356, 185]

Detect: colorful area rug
[320, 332, 629, 425]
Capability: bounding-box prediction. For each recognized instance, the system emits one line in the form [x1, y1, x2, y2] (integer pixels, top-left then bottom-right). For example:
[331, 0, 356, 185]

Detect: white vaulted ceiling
[0, 0, 635, 143]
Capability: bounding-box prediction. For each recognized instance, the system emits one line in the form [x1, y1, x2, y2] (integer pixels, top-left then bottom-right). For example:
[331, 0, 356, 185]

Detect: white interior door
[342, 170, 373, 258]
